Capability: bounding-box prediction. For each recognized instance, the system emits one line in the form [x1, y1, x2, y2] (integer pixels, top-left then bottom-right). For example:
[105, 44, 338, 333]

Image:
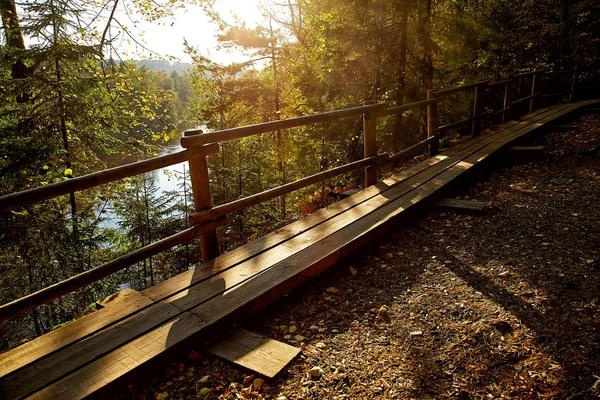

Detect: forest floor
[121, 113, 600, 400]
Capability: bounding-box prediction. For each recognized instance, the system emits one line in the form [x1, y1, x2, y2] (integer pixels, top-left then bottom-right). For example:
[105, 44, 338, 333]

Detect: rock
[309, 366, 324, 379]
[198, 387, 211, 397]
[253, 377, 265, 389]
[288, 325, 297, 334]
[294, 335, 305, 341]
[409, 331, 423, 337]
[199, 375, 210, 384]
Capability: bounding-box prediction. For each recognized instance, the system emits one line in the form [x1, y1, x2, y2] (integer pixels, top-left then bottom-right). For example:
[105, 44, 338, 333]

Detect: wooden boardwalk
[0, 99, 598, 399]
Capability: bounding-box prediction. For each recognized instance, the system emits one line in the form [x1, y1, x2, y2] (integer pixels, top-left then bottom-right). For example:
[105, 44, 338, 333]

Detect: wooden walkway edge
[0, 99, 598, 400]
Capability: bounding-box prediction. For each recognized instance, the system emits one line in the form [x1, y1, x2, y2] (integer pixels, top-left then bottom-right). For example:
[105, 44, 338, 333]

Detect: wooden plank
[340, 188, 361, 197]
[96, 288, 142, 309]
[207, 329, 300, 378]
[0, 291, 152, 379]
[0, 301, 181, 399]
[18, 100, 593, 400]
[437, 198, 488, 211]
[27, 312, 203, 400]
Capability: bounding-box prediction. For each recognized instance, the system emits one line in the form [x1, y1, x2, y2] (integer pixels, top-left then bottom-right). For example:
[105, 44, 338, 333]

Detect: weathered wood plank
[0, 301, 181, 399]
[207, 329, 300, 378]
[96, 288, 143, 309]
[27, 312, 203, 400]
[437, 198, 488, 211]
[0, 290, 152, 379]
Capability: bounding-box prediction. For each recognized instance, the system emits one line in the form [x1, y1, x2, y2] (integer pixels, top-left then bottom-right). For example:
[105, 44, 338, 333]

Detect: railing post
[471, 82, 485, 137]
[363, 100, 378, 187]
[503, 78, 514, 124]
[569, 65, 578, 102]
[426, 89, 439, 157]
[185, 130, 220, 263]
[529, 71, 540, 113]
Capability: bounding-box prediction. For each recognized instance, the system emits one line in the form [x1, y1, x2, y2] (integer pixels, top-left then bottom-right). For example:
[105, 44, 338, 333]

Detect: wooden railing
[0, 66, 598, 322]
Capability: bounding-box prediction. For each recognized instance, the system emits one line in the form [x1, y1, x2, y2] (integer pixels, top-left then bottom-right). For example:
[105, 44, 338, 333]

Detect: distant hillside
[135, 60, 192, 74]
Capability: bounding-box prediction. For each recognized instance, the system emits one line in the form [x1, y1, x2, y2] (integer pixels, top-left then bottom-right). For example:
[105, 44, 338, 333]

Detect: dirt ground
[121, 113, 600, 400]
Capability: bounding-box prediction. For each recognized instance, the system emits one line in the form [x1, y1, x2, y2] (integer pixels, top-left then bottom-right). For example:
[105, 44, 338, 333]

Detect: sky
[114, 0, 265, 64]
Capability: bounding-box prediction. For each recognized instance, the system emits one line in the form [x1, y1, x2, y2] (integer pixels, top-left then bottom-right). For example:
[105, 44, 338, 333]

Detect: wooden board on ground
[437, 198, 488, 211]
[207, 329, 300, 378]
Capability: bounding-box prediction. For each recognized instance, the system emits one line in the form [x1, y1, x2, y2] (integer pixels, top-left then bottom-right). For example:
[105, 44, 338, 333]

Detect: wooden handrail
[433, 80, 489, 97]
[487, 79, 513, 88]
[181, 103, 389, 148]
[189, 154, 388, 225]
[0, 144, 220, 213]
[0, 216, 228, 322]
[510, 92, 542, 106]
[381, 137, 436, 165]
[370, 98, 442, 119]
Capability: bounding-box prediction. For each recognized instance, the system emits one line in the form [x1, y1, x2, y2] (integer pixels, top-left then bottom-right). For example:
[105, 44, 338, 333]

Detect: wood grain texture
[1, 301, 180, 399]
[207, 329, 300, 378]
[0, 290, 152, 379]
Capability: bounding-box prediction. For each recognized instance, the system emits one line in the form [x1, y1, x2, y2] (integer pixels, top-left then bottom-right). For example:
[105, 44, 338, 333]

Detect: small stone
[199, 375, 210, 384]
[288, 325, 297, 334]
[253, 378, 265, 389]
[283, 334, 291, 339]
[294, 335, 305, 341]
[331, 329, 339, 333]
[276, 396, 289, 400]
[309, 366, 324, 379]
[156, 392, 169, 400]
[279, 325, 288, 332]
[309, 325, 319, 332]
[409, 331, 423, 337]
[198, 387, 211, 397]
[316, 342, 326, 349]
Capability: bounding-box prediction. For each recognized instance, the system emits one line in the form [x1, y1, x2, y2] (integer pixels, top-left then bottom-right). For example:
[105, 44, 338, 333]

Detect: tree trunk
[393, 0, 410, 153]
[416, 0, 433, 94]
[0, 0, 30, 103]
